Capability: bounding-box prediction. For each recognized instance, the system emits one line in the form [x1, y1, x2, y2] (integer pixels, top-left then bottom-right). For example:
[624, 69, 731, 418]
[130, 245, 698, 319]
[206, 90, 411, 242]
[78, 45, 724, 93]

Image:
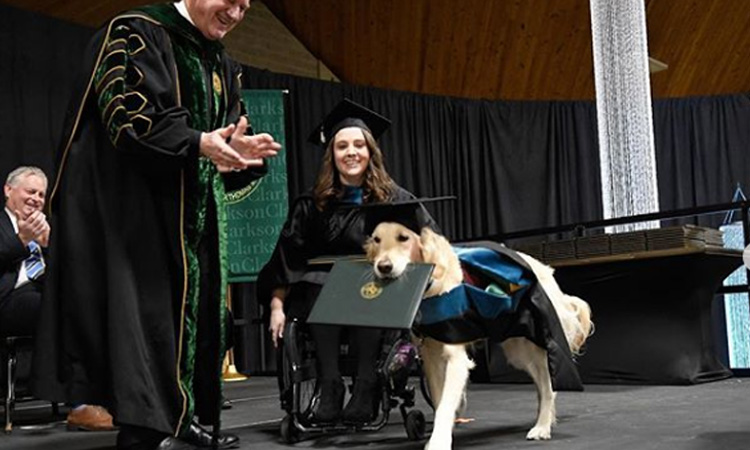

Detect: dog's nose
[377, 260, 393, 275]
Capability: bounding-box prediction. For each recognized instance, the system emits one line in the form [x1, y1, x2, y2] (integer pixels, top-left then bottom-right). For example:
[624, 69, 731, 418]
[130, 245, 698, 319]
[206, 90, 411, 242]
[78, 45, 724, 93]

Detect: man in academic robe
[31, 1, 282, 449]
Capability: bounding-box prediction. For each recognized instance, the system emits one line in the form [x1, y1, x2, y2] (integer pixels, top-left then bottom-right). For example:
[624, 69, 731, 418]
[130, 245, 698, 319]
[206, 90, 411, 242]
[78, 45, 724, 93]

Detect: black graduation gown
[256, 185, 437, 319]
[32, 4, 265, 435]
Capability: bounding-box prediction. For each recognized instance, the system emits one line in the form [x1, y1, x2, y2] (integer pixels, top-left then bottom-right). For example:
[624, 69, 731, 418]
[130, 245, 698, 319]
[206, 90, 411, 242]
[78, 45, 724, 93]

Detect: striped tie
[25, 240, 45, 280]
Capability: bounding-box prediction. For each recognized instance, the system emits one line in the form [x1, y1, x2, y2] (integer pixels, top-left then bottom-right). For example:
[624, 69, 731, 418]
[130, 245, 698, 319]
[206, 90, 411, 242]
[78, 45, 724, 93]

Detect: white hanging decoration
[590, 0, 660, 231]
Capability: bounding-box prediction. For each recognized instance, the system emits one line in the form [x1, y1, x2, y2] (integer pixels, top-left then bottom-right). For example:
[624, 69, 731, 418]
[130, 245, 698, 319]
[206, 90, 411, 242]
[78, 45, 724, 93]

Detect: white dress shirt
[175, 0, 196, 25]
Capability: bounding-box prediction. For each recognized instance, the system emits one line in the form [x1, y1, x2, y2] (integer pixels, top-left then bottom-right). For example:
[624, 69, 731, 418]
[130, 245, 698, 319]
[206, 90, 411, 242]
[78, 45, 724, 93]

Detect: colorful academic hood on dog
[414, 242, 584, 392]
[414, 245, 531, 343]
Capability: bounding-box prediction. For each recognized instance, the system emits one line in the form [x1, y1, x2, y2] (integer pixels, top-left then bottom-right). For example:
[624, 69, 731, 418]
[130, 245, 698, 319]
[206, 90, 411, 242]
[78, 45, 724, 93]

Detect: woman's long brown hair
[313, 128, 394, 210]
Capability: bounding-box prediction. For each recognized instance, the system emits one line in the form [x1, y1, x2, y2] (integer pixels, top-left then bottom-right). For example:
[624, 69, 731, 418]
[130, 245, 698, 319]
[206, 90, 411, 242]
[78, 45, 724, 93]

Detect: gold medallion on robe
[212, 71, 222, 95]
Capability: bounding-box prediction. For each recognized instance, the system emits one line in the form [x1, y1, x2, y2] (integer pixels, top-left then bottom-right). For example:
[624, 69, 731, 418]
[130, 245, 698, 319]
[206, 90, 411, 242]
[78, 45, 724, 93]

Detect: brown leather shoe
[67, 405, 116, 431]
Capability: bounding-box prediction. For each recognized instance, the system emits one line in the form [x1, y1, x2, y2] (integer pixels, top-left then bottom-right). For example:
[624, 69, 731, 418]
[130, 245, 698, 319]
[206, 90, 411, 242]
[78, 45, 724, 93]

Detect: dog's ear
[419, 227, 445, 264]
[419, 227, 464, 296]
[363, 235, 377, 262]
[419, 227, 442, 263]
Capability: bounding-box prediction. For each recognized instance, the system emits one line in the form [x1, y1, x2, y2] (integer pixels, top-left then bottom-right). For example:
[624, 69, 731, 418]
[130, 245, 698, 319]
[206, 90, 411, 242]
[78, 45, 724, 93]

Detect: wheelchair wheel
[280, 414, 300, 444]
[405, 409, 426, 441]
[278, 319, 317, 420]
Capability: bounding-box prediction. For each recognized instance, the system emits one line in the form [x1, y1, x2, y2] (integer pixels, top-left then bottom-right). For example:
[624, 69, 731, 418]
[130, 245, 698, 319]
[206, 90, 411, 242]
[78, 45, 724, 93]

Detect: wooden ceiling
[5, 0, 750, 100]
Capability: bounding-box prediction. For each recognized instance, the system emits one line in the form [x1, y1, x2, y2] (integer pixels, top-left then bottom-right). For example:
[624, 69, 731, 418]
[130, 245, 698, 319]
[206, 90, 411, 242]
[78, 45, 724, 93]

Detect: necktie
[25, 240, 45, 280]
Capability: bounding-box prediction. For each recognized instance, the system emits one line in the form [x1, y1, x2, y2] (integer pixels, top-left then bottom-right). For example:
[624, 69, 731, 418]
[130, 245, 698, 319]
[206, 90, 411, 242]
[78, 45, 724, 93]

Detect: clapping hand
[202, 116, 282, 172]
[16, 209, 50, 247]
[200, 123, 253, 171]
[227, 116, 281, 164]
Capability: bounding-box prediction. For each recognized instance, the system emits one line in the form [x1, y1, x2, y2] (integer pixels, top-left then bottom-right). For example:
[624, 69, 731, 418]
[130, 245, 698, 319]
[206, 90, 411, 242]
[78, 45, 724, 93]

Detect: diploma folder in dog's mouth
[307, 260, 434, 330]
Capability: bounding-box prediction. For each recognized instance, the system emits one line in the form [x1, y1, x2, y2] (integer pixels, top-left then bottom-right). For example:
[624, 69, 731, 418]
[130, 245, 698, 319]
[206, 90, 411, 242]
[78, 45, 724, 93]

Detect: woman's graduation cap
[308, 99, 391, 146]
[361, 196, 456, 235]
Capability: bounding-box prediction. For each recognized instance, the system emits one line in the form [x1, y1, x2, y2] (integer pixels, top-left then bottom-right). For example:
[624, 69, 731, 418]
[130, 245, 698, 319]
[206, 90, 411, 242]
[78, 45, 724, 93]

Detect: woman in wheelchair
[257, 99, 436, 425]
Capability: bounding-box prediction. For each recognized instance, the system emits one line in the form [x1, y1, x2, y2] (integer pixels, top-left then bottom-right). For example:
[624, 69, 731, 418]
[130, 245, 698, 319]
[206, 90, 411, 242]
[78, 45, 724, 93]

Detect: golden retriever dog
[364, 223, 592, 450]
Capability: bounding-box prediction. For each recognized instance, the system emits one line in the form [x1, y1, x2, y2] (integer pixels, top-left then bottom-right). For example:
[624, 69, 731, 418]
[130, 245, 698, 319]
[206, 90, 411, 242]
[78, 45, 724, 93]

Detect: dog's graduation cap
[361, 196, 456, 235]
[308, 98, 391, 146]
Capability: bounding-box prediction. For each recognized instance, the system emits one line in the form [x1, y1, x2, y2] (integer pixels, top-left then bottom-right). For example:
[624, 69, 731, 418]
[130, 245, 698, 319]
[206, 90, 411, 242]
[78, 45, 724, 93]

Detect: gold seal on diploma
[360, 281, 383, 300]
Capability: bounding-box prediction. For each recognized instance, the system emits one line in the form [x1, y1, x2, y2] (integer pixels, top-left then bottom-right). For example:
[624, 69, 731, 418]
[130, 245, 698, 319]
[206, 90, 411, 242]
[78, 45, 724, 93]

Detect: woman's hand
[269, 295, 286, 348]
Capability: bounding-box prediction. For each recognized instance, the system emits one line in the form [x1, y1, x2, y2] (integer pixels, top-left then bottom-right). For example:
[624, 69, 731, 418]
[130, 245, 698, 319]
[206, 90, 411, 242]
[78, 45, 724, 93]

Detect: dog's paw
[526, 426, 552, 440]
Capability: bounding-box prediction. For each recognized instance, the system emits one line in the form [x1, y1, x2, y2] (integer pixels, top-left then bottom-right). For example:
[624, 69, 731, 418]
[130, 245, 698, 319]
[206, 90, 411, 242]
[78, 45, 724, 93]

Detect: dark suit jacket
[0, 210, 32, 301]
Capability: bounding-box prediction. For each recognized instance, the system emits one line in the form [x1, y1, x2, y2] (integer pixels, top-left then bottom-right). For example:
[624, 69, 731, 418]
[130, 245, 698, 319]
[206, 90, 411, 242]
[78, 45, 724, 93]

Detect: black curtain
[654, 95, 750, 227]
[244, 67, 604, 241]
[244, 66, 750, 239]
[0, 4, 94, 181]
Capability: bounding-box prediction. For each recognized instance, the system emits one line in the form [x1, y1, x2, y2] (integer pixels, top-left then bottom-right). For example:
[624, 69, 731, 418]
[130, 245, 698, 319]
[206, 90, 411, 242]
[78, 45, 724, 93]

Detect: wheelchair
[276, 318, 432, 444]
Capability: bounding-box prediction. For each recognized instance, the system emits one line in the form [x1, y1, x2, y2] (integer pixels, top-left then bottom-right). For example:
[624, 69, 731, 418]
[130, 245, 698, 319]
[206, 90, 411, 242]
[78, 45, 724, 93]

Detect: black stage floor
[3, 376, 750, 450]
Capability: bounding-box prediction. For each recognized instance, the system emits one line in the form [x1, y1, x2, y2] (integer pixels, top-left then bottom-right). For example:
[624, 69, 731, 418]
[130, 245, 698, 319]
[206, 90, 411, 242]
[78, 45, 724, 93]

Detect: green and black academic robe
[32, 3, 265, 436]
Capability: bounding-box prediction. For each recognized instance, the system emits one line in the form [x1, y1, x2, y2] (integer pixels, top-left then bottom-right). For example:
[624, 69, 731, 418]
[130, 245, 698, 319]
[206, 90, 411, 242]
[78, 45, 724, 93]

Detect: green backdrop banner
[226, 90, 289, 282]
